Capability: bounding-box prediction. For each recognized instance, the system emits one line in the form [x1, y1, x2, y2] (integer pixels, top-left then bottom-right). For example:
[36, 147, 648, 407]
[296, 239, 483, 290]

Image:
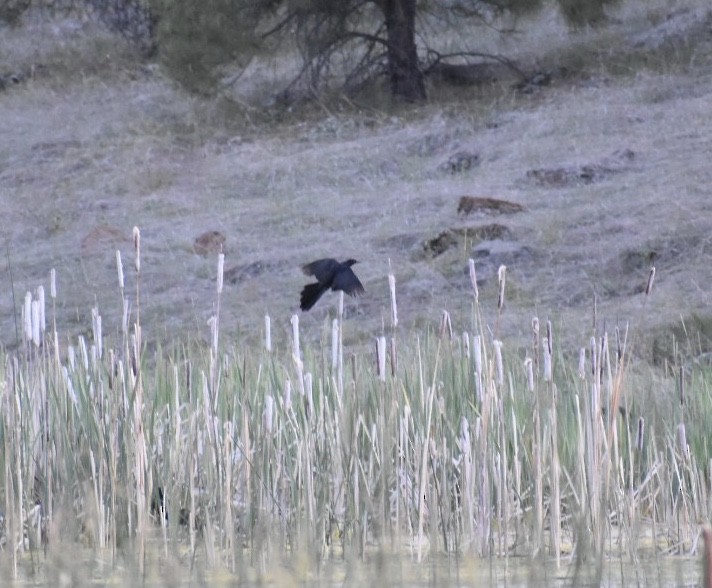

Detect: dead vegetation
[0, 0, 711, 358]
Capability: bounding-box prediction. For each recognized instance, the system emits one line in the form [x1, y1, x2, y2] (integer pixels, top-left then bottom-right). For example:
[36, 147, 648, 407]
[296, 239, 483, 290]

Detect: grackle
[300, 258, 365, 311]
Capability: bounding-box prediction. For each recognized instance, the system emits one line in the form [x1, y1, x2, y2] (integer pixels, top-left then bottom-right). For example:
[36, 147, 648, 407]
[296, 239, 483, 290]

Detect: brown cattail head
[677, 422, 688, 458]
[388, 271, 398, 328]
[116, 250, 124, 290]
[524, 357, 534, 392]
[645, 266, 656, 296]
[636, 417, 644, 452]
[469, 258, 479, 302]
[133, 226, 141, 274]
[217, 253, 225, 294]
[440, 310, 453, 340]
[497, 265, 507, 311]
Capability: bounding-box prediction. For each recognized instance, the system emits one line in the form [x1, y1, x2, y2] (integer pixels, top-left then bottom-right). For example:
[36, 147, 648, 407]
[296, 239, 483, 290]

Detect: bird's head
[344, 259, 359, 267]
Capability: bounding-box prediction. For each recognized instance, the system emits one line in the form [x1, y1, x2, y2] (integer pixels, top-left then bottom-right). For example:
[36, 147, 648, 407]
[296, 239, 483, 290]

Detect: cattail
[524, 357, 534, 392]
[645, 266, 656, 296]
[37, 286, 45, 334]
[216, 253, 224, 294]
[264, 314, 272, 352]
[635, 417, 644, 452]
[497, 265, 507, 311]
[462, 332, 470, 359]
[677, 422, 688, 457]
[23, 291, 32, 343]
[263, 395, 274, 435]
[590, 336, 597, 377]
[493, 340, 504, 386]
[331, 319, 339, 370]
[615, 326, 622, 364]
[468, 258, 479, 302]
[578, 348, 586, 380]
[304, 372, 313, 420]
[599, 332, 608, 381]
[546, 319, 553, 357]
[543, 337, 552, 382]
[439, 310, 452, 340]
[388, 263, 398, 328]
[283, 379, 292, 412]
[473, 335, 482, 377]
[389, 337, 397, 376]
[62, 366, 77, 406]
[78, 335, 89, 371]
[31, 299, 40, 347]
[291, 314, 301, 361]
[376, 337, 386, 382]
[132, 226, 141, 273]
[116, 250, 124, 290]
[207, 316, 218, 355]
[122, 297, 129, 335]
[460, 416, 471, 455]
[50, 268, 56, 299]
[92, 306, 103, 359]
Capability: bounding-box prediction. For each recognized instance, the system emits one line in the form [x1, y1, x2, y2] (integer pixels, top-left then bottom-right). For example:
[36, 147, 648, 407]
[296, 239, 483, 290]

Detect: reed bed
[1, 232, 710, 585]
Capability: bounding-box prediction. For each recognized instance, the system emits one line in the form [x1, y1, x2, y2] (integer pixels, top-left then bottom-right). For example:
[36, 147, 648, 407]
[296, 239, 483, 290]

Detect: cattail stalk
[388, 264, 398, 328]
[264, 314, 271, 352]
[645, 266, 656, 296]
[493, 340, 504, 387]
[376, 336, 386, 382]
[469, 258, 479, 302]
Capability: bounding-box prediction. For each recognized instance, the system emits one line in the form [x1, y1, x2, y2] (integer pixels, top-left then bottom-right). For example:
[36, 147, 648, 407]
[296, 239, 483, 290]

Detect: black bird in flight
[300, 258, 365, 311]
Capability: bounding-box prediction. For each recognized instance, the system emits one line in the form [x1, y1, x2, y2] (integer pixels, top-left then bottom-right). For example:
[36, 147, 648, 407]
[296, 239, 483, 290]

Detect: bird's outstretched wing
[332, 268, 365, 297]
[302, 258, 340, 283]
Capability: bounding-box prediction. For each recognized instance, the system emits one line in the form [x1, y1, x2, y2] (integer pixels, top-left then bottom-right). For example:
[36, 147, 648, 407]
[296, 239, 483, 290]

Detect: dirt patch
[421, 224, 512, 258]
[650, 313, 712, 366]
[629, 6, 712, 50]
[526, 149, 636, 188]
[457, 196, 525, 216]
[224, 260, 288, 285]
[193, 231, 226, 256]
[603, 233, 711, 298]
[438, 150, 480, 174]
[80, 225, 129, 253]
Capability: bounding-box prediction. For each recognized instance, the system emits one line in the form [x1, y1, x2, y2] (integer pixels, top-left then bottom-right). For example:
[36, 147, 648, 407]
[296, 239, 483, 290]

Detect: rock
[526, 149, 636, 188]
[457, 196, 525, 216]
[193, 231, 226, 256]
[440, 151, 480, 174]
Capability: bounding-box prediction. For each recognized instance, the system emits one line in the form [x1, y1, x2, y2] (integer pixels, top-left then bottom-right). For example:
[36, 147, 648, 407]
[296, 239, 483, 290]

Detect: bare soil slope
[1, 2, 711, 360]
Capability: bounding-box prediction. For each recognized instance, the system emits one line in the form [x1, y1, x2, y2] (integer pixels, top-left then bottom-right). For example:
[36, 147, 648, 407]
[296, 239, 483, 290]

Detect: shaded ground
[1, 1, 712, 360]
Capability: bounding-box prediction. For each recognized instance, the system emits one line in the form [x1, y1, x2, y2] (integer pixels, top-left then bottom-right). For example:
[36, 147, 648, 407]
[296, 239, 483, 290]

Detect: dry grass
[2, 1, 712, 356]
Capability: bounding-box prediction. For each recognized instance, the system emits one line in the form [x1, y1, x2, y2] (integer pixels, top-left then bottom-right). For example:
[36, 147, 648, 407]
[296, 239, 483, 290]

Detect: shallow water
[3, 547, 703, 587]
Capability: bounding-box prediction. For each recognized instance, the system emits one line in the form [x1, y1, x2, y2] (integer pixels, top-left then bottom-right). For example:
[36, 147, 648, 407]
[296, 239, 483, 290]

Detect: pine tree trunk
[382, 0, 426, 101]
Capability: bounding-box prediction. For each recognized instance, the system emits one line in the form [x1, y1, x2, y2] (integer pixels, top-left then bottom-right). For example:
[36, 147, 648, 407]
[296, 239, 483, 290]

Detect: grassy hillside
[1, 0, 711, 358]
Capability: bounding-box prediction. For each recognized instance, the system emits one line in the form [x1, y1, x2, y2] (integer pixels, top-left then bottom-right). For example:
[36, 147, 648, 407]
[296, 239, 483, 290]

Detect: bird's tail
[300, 282, 327, 311]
